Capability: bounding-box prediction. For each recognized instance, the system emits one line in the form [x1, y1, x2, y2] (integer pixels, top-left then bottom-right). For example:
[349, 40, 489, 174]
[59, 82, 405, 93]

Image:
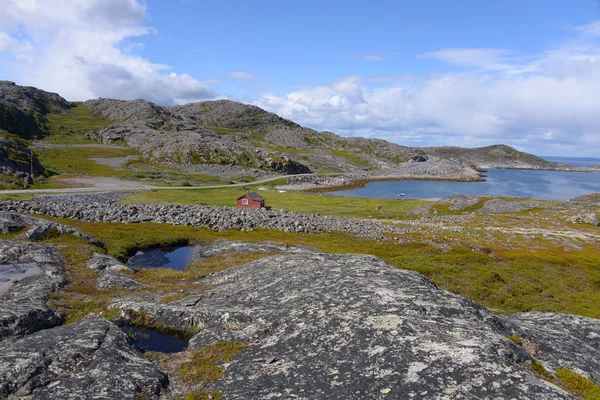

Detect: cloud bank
[0, 0, 215, 104]
[256, 26, 600, 156]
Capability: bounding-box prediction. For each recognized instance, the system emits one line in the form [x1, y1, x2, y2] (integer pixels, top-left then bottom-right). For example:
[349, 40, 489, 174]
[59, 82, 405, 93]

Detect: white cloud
[360, 54, 386, 62]
[420, 48, 513, 71]
[255, 22, 600, 156]
[228, 71, 257, 80]
[0, 0, 215, 104]
[0, 33, 17, 53]
[576, 21, 600, 37]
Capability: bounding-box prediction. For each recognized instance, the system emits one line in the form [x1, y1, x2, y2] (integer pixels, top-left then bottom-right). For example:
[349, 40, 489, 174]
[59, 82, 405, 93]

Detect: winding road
[0, 174, 313, 195]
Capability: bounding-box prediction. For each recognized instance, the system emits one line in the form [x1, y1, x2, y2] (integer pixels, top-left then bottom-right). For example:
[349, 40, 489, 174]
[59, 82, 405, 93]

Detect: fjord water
[328, 167, 600, 201]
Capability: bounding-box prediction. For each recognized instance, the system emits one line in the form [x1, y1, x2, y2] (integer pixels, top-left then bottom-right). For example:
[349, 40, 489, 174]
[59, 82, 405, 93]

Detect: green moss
[505, 335, 523, 346]
[528, 361, 555, 381]
[177, 342, 248, 385]
[556, 368, 600, 400]
[179, 390, 222, 400]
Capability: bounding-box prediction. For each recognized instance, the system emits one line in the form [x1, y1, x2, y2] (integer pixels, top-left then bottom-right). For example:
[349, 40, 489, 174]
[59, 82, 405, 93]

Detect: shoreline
[279, 165, 600, 194]
[300, 175, 485, 193]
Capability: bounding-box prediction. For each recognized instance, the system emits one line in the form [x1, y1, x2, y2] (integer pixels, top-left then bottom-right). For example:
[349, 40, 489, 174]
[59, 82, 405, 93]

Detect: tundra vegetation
[1, 83, 599, 398]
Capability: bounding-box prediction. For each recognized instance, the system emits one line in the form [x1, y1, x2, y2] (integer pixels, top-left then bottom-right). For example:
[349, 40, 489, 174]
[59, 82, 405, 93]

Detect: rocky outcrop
[0, 200, 410, 240]
[87, 253, 142, 290]
[476, 198, 539, 214]
[0, 212, 101, 245]
[0, 81, 72, 140]
[0, 315, 168, 399]
[110, 253, 595, 399]
[568, 213, 599, 226]
[0, 240, 66, 340]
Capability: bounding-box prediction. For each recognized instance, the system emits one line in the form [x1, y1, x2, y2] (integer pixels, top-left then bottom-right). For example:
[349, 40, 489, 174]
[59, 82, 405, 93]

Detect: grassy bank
[40, 216, 600, 320]
[121, 187, 429, 219]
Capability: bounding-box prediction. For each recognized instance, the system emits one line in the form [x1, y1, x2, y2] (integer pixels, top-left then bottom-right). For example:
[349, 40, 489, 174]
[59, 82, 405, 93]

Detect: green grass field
[44, 103, 112, 144]
[121, 187, 428, 218]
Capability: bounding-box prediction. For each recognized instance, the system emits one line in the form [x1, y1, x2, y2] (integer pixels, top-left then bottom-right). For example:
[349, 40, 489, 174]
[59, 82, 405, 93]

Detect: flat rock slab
[506, 313, 600, 384]
[191, 239, 316, 261]
[112, 253, 576, 399]
[0, 240, 66, 340]
[0, 315, 168, 399]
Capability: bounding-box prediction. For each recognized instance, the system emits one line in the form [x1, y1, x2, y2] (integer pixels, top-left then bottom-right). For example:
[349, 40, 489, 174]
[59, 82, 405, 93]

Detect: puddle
[0, 263, 42, 297]
[122, 326, 189, 353]
[127, 246, 194, 270]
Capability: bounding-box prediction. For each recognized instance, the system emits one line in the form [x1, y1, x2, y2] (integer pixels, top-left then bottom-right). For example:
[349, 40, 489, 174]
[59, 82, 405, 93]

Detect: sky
[1, 0, 600, 156]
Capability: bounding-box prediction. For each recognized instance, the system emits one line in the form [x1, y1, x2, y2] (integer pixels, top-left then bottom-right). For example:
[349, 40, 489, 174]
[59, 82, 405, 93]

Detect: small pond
[127, 246, 194, 270]
[0, 263, 42, 297]
[122, 326, 189, 353]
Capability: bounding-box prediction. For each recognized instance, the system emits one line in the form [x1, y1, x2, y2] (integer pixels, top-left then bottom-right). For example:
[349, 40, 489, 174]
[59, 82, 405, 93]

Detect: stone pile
[0, 201, 410, 240]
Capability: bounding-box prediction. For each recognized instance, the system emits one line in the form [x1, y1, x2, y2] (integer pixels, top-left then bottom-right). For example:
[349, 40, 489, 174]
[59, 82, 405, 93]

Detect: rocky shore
[277, 157, 484, 192]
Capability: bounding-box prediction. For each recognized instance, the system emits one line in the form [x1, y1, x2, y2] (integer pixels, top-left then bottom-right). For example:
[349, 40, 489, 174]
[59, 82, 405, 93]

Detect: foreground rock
[0, 315, 168, 399]
[0, 240, 66, 340]
[112, 253, 591, 399]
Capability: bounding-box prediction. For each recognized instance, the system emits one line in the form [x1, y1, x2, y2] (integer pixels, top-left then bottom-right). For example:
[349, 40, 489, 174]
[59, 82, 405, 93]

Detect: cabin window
[242, 199, 249, 205]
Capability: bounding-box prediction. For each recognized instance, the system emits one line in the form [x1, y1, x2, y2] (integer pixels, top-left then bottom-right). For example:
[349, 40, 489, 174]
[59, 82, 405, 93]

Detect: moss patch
[556, 368, 600, 400]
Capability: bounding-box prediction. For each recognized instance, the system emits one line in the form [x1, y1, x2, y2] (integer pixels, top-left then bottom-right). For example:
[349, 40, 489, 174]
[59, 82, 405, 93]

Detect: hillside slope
[84, 96, 561, 175]
[0, 82, 564, 181]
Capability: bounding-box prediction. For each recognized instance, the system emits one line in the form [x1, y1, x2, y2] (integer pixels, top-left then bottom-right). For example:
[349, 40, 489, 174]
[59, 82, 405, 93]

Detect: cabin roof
[238, 192, 264, 201]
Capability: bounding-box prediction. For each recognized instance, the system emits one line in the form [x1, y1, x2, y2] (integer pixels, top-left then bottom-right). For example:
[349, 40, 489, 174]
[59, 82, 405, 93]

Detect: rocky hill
[0, 82, 564, 179]
[0, 81, 72, 140]
[83, 96, 563, 175]
[424, 144, 561, 170]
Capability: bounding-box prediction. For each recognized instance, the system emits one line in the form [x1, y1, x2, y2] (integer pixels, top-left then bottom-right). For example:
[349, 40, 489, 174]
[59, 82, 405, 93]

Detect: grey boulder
[0, 240, 66, 340]
[0, 315, 168, 399]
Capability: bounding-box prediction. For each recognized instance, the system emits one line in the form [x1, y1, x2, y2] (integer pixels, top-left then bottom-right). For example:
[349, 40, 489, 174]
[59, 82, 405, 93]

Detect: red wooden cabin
[237, 192, 265, 209]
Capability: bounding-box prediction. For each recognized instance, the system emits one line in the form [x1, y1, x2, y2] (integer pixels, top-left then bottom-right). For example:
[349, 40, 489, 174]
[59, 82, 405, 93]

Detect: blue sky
[1, 0, 600, 156]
